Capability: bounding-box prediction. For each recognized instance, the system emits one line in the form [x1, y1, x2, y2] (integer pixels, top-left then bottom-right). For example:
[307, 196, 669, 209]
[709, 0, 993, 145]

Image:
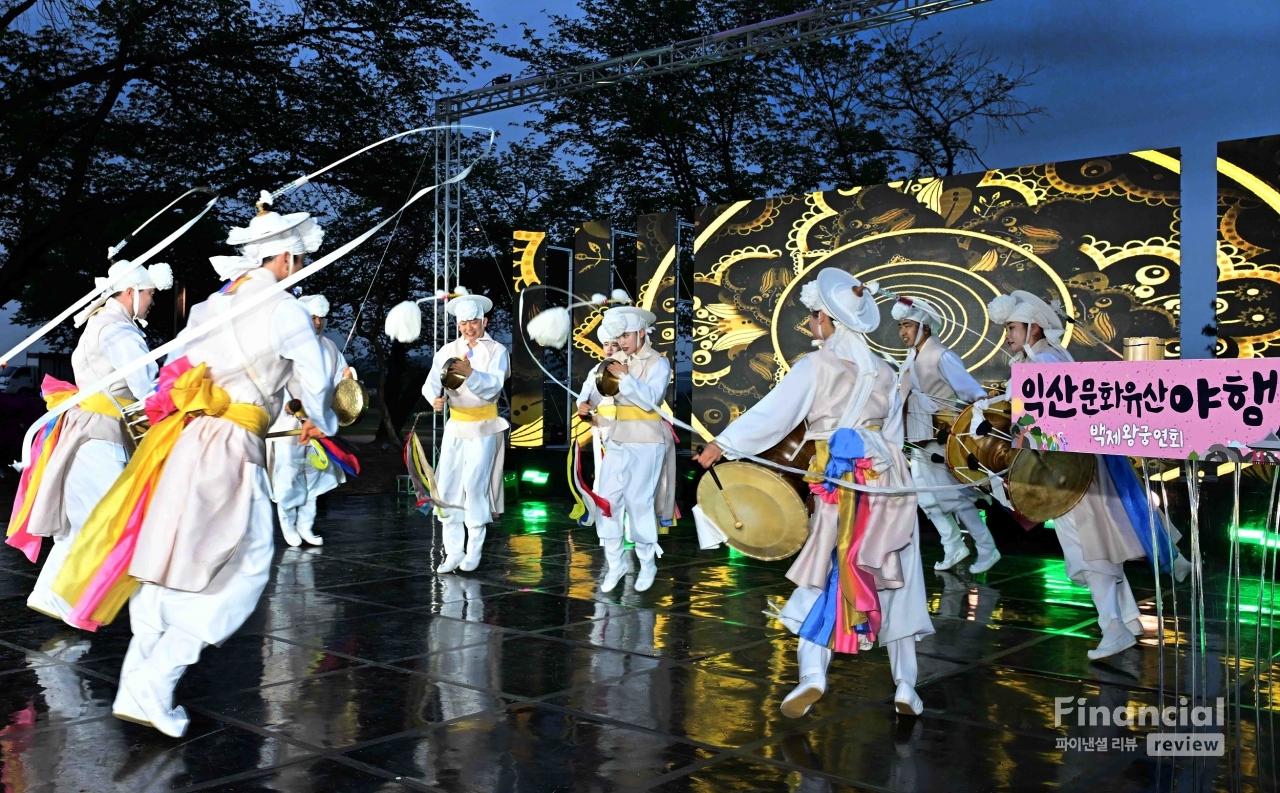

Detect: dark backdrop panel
[543, 245, 572, 447]
[570, 220, 613, 394]
[636, 211, 694, 446]
[1216, 135, 1280, 358]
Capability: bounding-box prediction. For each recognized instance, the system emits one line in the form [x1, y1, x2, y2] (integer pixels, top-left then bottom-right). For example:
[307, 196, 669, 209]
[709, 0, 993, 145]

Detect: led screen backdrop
[691, 150, 1183, 440]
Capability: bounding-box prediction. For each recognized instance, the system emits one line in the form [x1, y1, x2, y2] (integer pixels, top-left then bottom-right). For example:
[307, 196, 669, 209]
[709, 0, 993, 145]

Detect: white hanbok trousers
[436, 432, 500, 554]
[28, 440, 128, 622]
[120, 466, 275, 700]
[1053, 509, 1141, 633]
[594, 439, 664, 547]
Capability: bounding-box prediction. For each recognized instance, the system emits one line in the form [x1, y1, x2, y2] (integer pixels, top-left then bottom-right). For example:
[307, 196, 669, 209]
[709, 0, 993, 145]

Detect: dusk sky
[4, 0, 1278, 356]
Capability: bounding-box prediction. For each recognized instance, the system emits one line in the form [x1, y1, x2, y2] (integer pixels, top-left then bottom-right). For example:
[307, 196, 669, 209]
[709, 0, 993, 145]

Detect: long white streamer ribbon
[1, 189, 219, 366]
[16, 125, 496, 470]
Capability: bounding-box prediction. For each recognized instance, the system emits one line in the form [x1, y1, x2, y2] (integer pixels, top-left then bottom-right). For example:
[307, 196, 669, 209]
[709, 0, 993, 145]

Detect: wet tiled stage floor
[0, 495, 1262, 791]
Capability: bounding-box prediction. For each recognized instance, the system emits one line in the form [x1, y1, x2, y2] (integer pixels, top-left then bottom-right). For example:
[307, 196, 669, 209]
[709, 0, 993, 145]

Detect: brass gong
[440, 357, 466, 390]
[1006, 449, 1094, 524]
[696, 461, 809, 561]
[332, 378, 368, 427]
[281, 378, 368, 428]
[595, 359, 622, 397]
[946, 400, 1094, 522]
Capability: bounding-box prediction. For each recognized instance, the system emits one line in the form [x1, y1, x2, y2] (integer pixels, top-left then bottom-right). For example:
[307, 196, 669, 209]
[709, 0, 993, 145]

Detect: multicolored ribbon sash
[307, 435, 360, 476]
[799, 430, 883, 654]
[403, 427, 461, 513]
[569, 433, 612, 525]
[5, 376, 79, 561]
[51, 357, 268, 631]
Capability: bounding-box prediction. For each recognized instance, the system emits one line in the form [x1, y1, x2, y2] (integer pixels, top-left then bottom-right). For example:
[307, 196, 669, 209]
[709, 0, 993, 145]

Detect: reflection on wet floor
[0, 495, 1268, 791]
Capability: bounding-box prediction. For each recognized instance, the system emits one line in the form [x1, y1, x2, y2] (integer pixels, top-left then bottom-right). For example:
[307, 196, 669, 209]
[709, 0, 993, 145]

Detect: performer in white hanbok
[986, 290, 1190, 660]
[695, 269, 931, 717]
[58, 197, 338, 737]
[12, 259, 171, 623]
[892, 297, 1000, 573]
[423, 290, 509, 574]
[268, 294, 355, 547]
[577, 306, 672, 593]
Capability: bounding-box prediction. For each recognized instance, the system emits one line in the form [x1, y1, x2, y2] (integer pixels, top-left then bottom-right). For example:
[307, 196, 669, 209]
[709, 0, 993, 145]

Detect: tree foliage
[0, 0, 489, 313]
[501, 0, 1042, 219]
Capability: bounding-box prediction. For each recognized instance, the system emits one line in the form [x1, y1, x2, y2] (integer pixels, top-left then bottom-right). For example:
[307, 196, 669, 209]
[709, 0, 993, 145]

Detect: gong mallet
[704, 458, 745, 530]
[266, 399, 316, 439]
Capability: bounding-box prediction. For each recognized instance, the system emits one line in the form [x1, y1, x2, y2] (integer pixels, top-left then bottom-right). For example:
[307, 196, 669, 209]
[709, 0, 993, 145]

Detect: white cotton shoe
[437, 553, 464, 574]
[1174, 555, 1192, 583]
[280, 522, 303, 548]
[124, 677, 189, 738]
[781, 674, 826, 718]
[112, 684, 153, 728]
[459, 527, 486, 572]
[1088, 621, 1138, 661]
[969, 549, 1001, 575]
[634, 558, 657, 592]
[297, 525, 323, 546]
[933, 546, 970, 571]
[601, 562, 626, 593]
[894, 681, 924, 716]
[459, 550, 482, 572]
[1126, 618, 1146, 637]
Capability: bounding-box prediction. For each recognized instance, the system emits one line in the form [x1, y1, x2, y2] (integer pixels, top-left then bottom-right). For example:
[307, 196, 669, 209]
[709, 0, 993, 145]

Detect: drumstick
[706, 463, 745, 530]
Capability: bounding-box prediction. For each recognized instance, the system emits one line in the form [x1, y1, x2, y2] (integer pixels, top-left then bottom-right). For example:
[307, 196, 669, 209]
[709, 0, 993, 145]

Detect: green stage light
[521, 469, 549, 485]
[1044, 519, 1055, 529]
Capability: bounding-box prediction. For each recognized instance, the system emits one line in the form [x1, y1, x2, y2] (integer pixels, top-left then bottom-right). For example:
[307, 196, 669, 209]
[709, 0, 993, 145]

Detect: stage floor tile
[0, 493, 1267, 791]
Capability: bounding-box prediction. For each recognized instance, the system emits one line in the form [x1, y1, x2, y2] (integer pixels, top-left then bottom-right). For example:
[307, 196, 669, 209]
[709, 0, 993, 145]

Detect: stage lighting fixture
[521, 469, 549, 485]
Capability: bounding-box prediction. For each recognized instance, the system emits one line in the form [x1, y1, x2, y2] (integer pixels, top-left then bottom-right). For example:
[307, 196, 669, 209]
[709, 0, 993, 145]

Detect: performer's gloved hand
[693, 441, 723, 468]
[432, 396, 445, 412]
[299, 419, 327, 444]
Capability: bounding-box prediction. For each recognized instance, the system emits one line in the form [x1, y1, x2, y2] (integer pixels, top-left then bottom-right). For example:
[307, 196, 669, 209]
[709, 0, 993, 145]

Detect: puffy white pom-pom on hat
[147, 262, 174, 291]
[799, 280, 823, 312]
[890, 295, 940, 328]
[298, 294, 330, 318]
[986, 294, 1020, 326]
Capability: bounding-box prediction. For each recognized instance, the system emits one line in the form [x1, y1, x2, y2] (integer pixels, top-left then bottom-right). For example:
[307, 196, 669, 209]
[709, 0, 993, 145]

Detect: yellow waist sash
[78, 392, 134, 418]
[449, 403, 499, 422]
[615, 405, 659, 421]
[597, 404, 618, 418]
[53, 363, 268, 628]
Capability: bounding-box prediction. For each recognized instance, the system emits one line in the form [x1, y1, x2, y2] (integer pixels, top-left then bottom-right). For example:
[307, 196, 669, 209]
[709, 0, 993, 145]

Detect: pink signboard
[1008, 359, 1280, 460]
